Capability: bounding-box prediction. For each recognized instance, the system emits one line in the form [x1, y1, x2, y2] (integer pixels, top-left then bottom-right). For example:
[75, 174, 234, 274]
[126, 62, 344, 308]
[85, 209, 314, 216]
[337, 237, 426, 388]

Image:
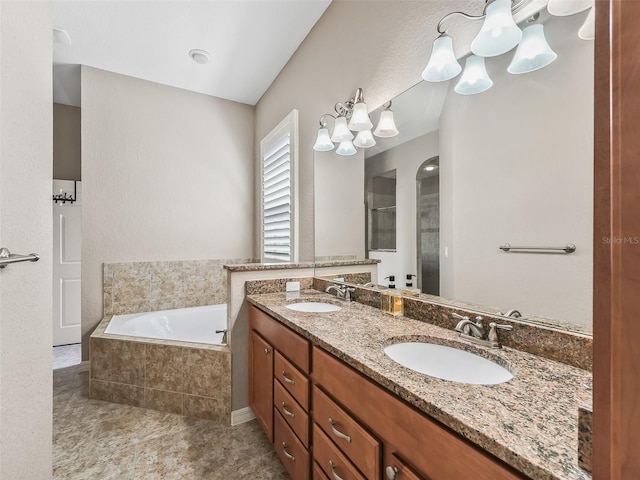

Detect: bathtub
[105, 304, 227, 345]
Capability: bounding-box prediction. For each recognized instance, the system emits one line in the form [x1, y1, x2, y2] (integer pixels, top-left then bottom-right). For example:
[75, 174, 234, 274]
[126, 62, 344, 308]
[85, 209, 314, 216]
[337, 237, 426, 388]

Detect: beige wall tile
[90, 337, 111, 381]
[144, 388, 183, 415]
[89, 379, 111, 401]
[111, 341, 146, 385]
[145, 344, 183, 392]
[183, 349, 229, 397]
[183, 394, 229, 422]
[112, 301, 151, 315]
[113, 274, 151, 304]
[111, 383, 145, 407]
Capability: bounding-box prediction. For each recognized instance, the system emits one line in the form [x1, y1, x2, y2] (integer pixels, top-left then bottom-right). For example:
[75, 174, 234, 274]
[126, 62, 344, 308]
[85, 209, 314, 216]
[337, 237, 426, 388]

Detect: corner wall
[81, 67, 255, 359]
[0, 2, 53, 477]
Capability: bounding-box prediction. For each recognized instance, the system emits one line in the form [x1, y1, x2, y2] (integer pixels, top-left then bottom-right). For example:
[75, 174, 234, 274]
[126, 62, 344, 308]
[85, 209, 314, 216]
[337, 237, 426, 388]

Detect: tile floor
[53, 345, 289, 479]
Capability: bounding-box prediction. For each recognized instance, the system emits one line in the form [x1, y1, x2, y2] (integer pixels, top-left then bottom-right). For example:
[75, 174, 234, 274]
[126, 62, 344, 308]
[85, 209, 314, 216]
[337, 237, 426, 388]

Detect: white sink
[285, 302, 342, 313]
[384, 342, 513, 385]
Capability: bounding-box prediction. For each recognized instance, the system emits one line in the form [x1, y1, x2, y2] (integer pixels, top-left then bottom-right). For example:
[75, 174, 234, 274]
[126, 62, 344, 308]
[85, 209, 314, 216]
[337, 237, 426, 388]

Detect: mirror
[314, 10, 594, 333]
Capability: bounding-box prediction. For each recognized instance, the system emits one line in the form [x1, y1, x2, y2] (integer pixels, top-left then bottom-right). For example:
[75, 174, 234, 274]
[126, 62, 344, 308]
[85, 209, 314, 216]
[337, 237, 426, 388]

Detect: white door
[53, 180, 82, 346]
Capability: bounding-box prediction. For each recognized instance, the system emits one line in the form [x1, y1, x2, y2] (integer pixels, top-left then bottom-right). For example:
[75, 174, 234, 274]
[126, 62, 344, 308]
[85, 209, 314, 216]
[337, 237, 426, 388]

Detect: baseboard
[231, 407, 255, 426]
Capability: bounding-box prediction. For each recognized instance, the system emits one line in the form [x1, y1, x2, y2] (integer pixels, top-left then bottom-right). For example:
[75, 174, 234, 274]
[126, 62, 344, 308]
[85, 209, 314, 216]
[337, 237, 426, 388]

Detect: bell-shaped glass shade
[348, 102, 373, 131]
[547, 0, 594, 16]
[373, 109, 399, 138]
[507, 25, 558, 74]
[454, 55, 493, 95]
[578, 6, 595, 40]
[313, 127, 335, 152]
[471, 0, 522, 57]
[331, 116, 354, 143]
[335, 140, 357, 156]
[353, 129, 377, 148]
[421, 35, 462, 82]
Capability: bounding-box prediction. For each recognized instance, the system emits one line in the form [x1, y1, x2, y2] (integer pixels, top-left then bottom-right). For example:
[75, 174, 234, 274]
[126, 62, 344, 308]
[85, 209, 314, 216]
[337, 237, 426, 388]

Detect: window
[261, 110, 298, 262]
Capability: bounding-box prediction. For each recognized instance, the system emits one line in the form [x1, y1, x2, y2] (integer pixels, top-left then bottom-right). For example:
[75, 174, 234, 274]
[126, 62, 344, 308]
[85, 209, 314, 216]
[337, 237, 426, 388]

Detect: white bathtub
[105, 304, 227, 345]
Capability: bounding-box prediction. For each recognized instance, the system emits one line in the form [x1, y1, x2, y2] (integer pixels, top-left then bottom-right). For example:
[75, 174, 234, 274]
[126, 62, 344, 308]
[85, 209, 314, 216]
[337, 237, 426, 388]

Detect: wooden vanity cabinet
[312, 346, 527, 480]
[249, 306, 311, 480]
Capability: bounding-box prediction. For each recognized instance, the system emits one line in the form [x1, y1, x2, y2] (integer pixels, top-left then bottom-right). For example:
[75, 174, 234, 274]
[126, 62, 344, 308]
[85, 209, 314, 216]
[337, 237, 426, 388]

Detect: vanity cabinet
[312, 346, 526, 480]
[249, 306, 311, 480]
[249, 305, 526, 480]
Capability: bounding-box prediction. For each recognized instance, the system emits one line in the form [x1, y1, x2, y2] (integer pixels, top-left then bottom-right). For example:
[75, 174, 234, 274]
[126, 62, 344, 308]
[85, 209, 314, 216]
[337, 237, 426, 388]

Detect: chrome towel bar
[499, 243, 576, 254]
[0, 247, 40, 269]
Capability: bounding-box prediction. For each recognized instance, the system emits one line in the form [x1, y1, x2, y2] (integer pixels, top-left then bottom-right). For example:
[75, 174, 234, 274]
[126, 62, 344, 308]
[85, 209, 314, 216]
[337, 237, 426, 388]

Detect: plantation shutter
[261, 110, 297, 263]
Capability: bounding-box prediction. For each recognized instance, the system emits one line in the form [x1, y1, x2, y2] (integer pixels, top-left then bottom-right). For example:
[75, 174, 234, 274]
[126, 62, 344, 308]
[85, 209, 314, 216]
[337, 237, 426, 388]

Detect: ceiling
[52, 0, 332, 107]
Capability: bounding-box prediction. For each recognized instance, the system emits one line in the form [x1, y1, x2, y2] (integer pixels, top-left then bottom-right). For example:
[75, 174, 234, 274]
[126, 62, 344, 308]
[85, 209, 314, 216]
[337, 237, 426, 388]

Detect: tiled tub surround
[313, 277, 593, 371]
[247, 290, 593, 480]
[90, 317, 231, 422]
[104, 258, 252, 315]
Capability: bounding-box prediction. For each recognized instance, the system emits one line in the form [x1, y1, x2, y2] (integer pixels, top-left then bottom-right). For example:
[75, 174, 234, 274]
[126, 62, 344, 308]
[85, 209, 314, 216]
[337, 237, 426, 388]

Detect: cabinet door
[249, 330, 274, 441]
[383, 452, 425, 480]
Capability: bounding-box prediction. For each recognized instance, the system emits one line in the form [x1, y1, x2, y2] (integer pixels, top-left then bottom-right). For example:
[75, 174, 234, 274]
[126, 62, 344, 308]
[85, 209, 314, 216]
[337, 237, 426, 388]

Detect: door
[249, 330, 274, 441]
[52, 180, 81, 346]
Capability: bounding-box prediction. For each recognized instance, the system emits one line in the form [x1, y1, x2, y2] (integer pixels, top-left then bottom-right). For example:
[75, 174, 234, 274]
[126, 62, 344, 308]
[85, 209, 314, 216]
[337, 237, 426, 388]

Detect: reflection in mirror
[314, 10, 593, 332]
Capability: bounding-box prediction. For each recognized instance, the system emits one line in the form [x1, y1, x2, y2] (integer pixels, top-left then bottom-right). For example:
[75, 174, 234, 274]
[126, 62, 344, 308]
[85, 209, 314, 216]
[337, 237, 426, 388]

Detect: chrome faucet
[325, 284, 356, 302]
[452, 312, 513, 349]
[498, 309, 522, 319]
[453, 313, 485, 338]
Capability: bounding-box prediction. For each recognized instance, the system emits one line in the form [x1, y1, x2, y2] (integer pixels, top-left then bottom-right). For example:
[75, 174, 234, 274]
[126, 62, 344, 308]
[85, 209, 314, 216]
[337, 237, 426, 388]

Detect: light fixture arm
[319, 114, 336, 128]
[436, 0, 529, 34]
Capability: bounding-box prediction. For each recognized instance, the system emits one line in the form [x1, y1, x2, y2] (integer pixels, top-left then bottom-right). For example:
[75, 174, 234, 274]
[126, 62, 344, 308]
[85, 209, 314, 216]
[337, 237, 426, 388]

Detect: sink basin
[285, 302, 342, 313]
[384, 342, 513, 385]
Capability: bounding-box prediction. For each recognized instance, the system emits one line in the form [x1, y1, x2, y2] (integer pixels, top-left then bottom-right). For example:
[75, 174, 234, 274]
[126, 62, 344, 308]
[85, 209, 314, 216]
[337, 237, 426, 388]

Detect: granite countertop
[247, 290, 592, 480]
[223, 259, 380, 272]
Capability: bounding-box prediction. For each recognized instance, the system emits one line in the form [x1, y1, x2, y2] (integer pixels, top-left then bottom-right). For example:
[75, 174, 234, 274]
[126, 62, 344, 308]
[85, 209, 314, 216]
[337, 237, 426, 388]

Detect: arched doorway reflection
[416, 156, 439, 295]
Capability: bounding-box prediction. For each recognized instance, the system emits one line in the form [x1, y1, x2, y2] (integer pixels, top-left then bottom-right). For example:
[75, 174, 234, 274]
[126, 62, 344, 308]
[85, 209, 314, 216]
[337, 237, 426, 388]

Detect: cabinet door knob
[282, 442, 295, 462]
[329, 460, 346, 480]
[264, 348, 271, 355]
[385, 466, 399, 480]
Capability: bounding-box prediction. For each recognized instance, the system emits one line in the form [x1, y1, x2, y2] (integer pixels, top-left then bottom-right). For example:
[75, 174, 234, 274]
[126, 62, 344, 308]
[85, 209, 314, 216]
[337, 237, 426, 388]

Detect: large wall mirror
[314, 10, 594, 333]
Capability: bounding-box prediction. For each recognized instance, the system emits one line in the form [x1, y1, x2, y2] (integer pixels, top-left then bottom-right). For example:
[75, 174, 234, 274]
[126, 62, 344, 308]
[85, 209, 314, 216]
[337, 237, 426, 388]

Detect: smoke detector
[189, 49, 211, 65]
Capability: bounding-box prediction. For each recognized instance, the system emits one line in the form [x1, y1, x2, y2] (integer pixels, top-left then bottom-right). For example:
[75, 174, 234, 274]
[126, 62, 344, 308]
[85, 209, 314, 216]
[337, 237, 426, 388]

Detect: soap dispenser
[384, 275, 396, 289]
[402, 274, 420, 296]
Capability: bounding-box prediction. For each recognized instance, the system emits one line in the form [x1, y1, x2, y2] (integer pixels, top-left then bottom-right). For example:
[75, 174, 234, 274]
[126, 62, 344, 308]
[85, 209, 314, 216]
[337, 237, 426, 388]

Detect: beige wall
[439, 14, 594, 328]
[0, 1, 53, 477]
[255, 1, 461, 262]
[81, 67, 255, 359]
[54, 102, 81, 180]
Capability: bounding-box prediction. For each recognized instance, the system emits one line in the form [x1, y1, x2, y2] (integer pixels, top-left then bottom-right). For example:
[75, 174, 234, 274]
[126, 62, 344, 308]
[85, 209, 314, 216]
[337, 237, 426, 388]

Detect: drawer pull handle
[281, 402, 295, 418]
[264, 348, 271, 355]
[329, 460, 345, 480]
[282, 371, 295, 385]
[282, 442, 295, 461]
[385, 466, 399, 480]
[328, 417, 352, 443]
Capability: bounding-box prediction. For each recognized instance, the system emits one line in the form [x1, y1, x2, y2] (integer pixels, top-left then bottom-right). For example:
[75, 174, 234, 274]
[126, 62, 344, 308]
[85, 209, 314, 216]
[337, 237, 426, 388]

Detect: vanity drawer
[313, 386, 380, 479]
[313, 462, 331, 480]
[275, 410, 310, 480]
[275, 351, 310, 410]
[383, 452, 425, 480]
[274, 379, 310, 447]
[313, 424, 366, 480]
[250, 306, 309, 373]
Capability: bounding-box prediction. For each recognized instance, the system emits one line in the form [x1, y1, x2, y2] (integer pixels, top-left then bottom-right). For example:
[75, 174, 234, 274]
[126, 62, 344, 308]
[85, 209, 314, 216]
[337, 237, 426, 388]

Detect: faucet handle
[489, 322, 513, 331]
[452, 312, 469, 321]
[487, 322, 513, 345]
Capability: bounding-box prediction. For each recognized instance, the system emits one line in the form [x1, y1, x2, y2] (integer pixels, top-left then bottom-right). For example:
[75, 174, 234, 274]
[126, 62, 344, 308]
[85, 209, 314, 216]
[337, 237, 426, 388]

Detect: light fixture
[455, 55, 493, 95]
[189, 49, 211, 65]
[313, 89, 399, 154]
[425, 165, 438, 171]
[578, 6, 595, 40]
[508, 24, 557, 74]
[373, 102, 399, 138]
[53, 27, 72, 46]
[422, 1, 560, 95]
[421, 34, 462, 82]
[354, 129, 377, 148]
[547, 0, 594, 16]
[471, 0, 522, 57]
[335, 140, 357, 156]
